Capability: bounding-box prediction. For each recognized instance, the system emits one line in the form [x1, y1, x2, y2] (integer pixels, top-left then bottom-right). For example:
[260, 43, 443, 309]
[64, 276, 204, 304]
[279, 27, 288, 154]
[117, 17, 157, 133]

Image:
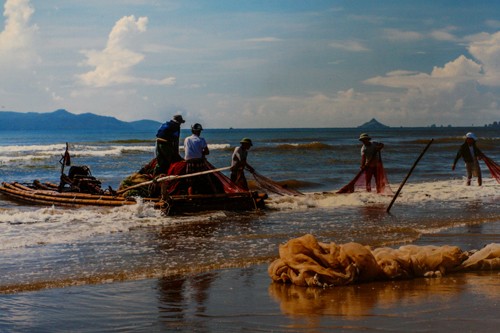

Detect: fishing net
[483, 155, 500, 184]
[337, 159, 393, 195]
[204, 161, 247, 193]
[162, 160, 248, 195]
[251, 171, 303, 196]
[268, 234, 500, 287]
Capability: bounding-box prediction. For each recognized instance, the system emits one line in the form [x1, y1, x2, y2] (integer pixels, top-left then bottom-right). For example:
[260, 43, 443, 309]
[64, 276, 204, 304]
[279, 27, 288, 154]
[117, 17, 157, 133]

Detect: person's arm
[202, 138, 209, 156]
[475, 145, 485, 160]
[452, 147, 462, 170]
[360, 154, 366, 168]
[231, 149, 241, 171]
[245, 162, 255, 173]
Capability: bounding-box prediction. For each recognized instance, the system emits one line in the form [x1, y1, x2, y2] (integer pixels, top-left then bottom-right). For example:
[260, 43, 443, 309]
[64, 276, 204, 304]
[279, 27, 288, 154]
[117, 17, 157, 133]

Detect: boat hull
[0, 181, 266, 215]
[0, 182, 140, 207]
[161, 192, 267, 216]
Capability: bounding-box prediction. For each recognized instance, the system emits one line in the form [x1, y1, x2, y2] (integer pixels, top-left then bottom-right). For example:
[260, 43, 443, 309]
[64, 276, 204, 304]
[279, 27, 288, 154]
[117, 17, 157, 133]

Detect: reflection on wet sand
[268, 271, 499, 318]
[157, 272, 218, 330]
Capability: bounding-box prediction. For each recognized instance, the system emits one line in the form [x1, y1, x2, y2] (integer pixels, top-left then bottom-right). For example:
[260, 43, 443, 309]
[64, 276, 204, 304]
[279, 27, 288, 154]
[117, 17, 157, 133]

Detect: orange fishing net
[483, 155, 500, 184]
[162, 160, 247, 195]
[251, 172, 303, 196]
[268, 234, 500, 287]
[337, 159, 393, 195]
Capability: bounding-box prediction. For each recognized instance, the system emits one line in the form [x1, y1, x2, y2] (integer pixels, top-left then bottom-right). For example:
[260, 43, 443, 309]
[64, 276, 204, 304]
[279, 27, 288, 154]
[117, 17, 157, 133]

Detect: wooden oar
[116, 166, 232, 195]
[386, 139, 434, 213]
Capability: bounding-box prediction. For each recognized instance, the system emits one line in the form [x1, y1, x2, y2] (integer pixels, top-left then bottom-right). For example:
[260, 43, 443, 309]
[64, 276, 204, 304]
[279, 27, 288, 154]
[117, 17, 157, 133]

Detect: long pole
[386, 139, 434, 213]
[116, 166, 232, 195]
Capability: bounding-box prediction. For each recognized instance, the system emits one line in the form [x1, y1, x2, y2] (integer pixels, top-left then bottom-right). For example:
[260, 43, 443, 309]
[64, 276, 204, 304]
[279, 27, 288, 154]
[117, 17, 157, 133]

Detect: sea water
[0, 127, 498, 330]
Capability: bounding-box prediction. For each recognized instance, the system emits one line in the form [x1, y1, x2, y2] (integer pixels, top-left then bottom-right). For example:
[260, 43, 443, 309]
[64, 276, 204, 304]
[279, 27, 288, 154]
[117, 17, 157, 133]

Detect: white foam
[0, 199, 235, 251]
[267, 178, 499, 210]
[0, 143, 231, 165]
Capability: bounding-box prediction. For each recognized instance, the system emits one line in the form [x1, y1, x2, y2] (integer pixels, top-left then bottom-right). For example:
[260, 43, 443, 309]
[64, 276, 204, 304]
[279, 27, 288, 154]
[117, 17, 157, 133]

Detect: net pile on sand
[268, 234, 500, 287]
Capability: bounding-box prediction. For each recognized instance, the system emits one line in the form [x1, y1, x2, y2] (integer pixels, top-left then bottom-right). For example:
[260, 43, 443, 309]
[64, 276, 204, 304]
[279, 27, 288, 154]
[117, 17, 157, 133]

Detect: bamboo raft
[0, 181, 267, 215]
[0, 143, 268, 215]
[0, 181, 146, 207]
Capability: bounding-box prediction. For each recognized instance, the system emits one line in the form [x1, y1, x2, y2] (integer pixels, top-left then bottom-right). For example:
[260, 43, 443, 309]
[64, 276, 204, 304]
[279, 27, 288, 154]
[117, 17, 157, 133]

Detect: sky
[1, 0, 500, 128]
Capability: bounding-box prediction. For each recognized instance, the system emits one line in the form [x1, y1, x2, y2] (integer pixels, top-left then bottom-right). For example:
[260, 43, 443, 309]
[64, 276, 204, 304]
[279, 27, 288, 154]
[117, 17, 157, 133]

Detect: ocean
[0, 127, 498, 332]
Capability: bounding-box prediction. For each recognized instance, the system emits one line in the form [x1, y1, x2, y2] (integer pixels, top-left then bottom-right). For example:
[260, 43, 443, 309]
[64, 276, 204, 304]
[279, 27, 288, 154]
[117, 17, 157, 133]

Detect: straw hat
[240, 138, 253, 146]
[358, 133, 371, 141]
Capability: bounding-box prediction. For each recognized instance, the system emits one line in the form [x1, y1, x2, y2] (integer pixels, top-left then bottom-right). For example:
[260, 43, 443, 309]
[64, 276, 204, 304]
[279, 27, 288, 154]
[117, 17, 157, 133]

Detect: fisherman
[231, 138, 255, 190]
[452, 132, 484, 186]
[359, 133, 384, 192]
[154, 114, 185, 175]
[183, 123, 210, 194]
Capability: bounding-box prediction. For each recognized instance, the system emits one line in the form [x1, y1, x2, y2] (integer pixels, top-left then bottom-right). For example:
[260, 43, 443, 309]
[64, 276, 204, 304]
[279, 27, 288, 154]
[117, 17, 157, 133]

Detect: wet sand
[1, 221, 498, 332]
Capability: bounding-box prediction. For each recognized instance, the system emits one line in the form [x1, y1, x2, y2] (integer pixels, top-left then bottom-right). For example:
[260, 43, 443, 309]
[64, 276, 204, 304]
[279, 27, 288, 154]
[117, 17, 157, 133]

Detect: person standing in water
[230, 138, 255, 190]
[359, 133, 384, 192]
[452, 132, 484, 186]
[184, 123, 210, 194]
[154, 114, 185, 175]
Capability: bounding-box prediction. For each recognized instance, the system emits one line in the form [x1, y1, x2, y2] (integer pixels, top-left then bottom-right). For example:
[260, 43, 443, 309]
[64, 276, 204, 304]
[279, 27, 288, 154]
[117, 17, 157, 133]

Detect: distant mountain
[357, 118, 390, 129]
[0, 109, 161, 131]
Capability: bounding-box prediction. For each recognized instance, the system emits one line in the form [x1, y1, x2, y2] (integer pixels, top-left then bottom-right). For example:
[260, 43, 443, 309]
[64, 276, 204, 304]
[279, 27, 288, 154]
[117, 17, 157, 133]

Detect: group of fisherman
[154, 114, 255, 193]
[155, 114, 489, 196]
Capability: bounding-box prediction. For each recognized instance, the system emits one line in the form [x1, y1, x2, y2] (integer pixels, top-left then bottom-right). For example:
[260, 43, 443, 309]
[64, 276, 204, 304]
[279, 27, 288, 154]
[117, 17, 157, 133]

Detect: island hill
[0, 109, 161, 131]
[357, 118, 390, 129]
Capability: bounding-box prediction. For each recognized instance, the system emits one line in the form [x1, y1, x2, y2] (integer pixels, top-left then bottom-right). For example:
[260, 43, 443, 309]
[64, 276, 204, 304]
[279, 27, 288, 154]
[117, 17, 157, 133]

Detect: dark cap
[172, 114, 185, 123]
[191, 123, 203, 131]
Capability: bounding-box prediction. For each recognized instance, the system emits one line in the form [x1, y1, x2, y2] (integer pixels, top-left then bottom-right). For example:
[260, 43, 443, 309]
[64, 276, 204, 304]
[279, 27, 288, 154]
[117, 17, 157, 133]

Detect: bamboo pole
[116, 166, 232, 195]
[386, 139, 434, 213]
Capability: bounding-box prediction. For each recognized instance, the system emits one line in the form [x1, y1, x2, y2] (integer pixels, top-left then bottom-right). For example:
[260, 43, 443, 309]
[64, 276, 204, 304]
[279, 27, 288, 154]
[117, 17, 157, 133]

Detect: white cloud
[0, 0, 39, 67]
[485, 20, 500, 29]
[77, 15, 175, 87]
[245, 37, 282, 43]
[329, 40, 369, 52]
[383, 28, 423, 42]
[348, 31, 500, 126]
[467, 31, 500, 86]
[429, 26, 459, 42]
[364, 55, 482, 91]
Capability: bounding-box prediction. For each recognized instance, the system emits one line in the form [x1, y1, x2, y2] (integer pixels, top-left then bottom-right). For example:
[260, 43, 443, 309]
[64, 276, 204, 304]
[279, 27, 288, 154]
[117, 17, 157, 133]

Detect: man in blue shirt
[155, 114, 185, 175]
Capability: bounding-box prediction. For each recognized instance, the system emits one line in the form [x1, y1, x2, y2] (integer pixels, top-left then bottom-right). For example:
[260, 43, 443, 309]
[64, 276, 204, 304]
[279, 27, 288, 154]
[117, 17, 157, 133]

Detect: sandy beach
[1, 221, 498, 332]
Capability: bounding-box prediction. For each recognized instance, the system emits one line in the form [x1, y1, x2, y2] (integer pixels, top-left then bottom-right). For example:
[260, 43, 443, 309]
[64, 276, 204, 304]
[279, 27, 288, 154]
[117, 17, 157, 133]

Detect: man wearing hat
[154, 114, 185, 175]
[452, 132, 484, 186]
[183, 123, 212, 194]
[359, 133, 384, 192]
[230, 138, 255, 190]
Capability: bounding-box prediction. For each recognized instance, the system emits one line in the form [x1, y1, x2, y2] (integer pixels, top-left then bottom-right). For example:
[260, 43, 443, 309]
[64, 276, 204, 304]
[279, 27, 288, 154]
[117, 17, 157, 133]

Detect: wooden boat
[161, 191, 267, 215]
[0, 180, 267, 215]
[0, 143, 267, 215]
[0, 181, 149, 207]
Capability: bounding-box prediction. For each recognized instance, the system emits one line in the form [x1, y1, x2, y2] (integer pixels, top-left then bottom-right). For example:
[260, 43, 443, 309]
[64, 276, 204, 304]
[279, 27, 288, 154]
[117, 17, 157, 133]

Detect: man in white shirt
[184, 123, 210, 194]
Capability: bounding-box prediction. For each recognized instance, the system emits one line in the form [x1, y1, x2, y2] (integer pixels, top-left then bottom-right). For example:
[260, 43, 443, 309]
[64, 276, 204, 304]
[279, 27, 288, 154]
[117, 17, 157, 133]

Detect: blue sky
[1, 0, 499, 128]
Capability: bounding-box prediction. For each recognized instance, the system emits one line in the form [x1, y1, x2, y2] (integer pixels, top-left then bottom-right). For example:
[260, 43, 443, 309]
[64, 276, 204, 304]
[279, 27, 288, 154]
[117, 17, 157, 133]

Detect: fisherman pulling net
[337, 133, 392, 195]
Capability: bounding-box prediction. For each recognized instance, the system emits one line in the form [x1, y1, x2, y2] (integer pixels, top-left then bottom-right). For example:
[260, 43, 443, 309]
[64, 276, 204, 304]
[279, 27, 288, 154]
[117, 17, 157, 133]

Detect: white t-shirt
[184, 134, 207, 160]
